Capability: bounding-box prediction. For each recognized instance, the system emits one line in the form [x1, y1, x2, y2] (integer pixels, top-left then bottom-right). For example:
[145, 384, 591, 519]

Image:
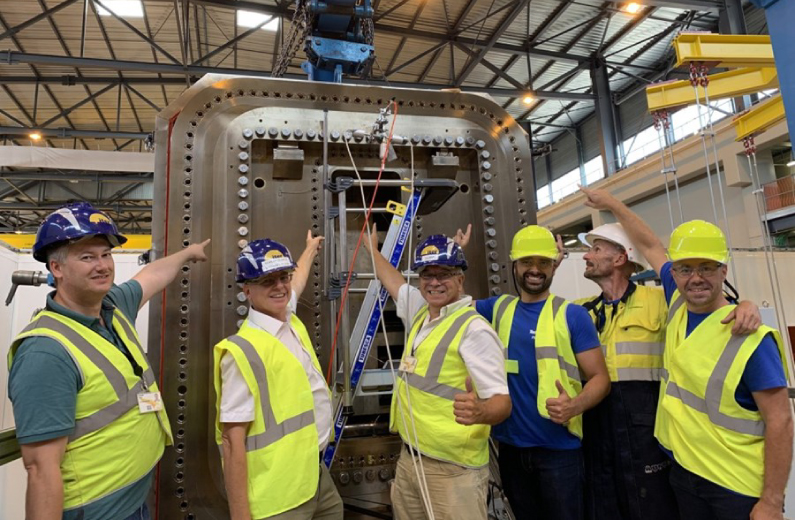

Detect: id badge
[137, 391, 164, 413]
[399, 356, 418, 374]
[506, 359, 520, 374]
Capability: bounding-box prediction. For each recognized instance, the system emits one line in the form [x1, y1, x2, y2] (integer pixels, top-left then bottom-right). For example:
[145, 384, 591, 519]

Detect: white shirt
[219, 292, 333, 451]
[396, 284, 509, 398]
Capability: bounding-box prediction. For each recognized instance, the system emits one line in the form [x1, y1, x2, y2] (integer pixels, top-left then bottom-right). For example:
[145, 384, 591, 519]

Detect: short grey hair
[46, 242, 70, 267]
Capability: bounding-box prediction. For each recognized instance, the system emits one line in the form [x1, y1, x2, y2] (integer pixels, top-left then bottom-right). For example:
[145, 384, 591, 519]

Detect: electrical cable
[342, 135, 436, 519]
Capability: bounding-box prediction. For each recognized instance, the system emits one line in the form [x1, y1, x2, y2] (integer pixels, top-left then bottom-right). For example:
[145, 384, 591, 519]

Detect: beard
[518, 270, 553, 295]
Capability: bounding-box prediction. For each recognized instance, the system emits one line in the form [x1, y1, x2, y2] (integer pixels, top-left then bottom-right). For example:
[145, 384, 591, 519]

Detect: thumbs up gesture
[454, 377, 483, 425]
[545, 380, 579, 425]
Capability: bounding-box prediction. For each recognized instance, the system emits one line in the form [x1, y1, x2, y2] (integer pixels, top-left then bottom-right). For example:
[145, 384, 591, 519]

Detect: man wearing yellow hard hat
[457, 224, 610, 520]
[581, 186, 792, 520]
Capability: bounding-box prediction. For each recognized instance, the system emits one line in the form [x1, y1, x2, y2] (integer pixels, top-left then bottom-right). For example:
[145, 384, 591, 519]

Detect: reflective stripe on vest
[493, 294, 584, 438]
[665, 333, 764, 437]
[667, 296, 686, 323]
[18, 314, 156, 441]
[226, 335, 316, 451]
[10, 308, 170, 511]
[656, 296, 788, 496]
[579, 286, 666, 382]
[398, 309, 479, 400]
[496, 296, 579, 380]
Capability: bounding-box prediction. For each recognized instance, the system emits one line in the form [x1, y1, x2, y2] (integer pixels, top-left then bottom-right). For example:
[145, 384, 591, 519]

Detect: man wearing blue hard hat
[364, 228, 511, 520]
[213, 232, 342, 520]
[7, 202, 210, 520]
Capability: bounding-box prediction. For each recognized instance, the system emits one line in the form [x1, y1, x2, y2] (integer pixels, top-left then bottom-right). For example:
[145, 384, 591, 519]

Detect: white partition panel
[0, 247, 148, 520]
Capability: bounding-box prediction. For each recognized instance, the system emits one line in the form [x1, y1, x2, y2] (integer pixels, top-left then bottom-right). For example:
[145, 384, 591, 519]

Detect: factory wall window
[537, 187, 552, 209]
[671, 98, 734, 142]
[584, 156, 605, 185]
[622, 125, 663, 167]
[551, 168, 581, 202]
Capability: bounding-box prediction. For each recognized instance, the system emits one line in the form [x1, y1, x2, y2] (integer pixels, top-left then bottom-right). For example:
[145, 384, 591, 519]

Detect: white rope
[343, 136, 436, 519]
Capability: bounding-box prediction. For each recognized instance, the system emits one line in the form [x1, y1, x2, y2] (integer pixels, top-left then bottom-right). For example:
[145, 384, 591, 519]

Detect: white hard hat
[578, 223, 648, 272]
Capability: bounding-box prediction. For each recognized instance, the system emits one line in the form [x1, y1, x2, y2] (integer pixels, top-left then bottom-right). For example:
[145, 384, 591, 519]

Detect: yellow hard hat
[668, 220, 729, 264]
[510, 225, 558, 261]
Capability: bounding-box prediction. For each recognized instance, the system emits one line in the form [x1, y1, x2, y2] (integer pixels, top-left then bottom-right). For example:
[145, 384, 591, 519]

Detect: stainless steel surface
[149, 74, 534, 519]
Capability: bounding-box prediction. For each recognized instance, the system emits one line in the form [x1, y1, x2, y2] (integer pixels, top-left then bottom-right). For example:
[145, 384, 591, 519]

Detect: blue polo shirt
[8, 280, 154, 520]
[660, 262, 787, 411]
[476, 296, 601, 450]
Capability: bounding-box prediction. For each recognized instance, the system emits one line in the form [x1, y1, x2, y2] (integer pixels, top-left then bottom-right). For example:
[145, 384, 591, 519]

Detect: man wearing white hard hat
[580, 186, 791, 520]
[574, 223, 679, 520]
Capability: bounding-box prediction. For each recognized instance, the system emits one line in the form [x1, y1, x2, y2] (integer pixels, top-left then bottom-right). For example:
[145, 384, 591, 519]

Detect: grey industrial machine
[148, 74, 534, 519]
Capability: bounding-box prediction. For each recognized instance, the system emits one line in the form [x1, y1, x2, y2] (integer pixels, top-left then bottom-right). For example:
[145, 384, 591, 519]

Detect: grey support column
[590, 58, 620, 177]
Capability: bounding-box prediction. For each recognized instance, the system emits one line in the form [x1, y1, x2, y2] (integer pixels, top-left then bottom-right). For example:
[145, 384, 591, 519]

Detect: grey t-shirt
[8, 280, 154, 520]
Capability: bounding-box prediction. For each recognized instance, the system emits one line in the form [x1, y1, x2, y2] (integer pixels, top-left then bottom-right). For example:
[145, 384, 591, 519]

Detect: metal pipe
[0, 126, 148, 140]
[339, 189, 353, 412]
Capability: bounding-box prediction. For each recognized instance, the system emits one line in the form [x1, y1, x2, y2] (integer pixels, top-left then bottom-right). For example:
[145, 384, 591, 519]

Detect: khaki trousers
[265, 463, 344, 520]
[390, 445, 489, 520]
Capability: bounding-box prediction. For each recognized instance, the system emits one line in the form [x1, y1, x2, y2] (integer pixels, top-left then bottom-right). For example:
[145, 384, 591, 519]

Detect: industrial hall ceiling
[0, 0, 740, 233]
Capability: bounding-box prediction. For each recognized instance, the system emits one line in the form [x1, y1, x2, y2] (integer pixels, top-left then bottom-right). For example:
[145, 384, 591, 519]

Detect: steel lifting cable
[690, 63, 722, 228]
[343, 137, 437, 520]
[742, 137, 794, 366]
[654, 110, 678, 230]
[693, 63, 739, 286]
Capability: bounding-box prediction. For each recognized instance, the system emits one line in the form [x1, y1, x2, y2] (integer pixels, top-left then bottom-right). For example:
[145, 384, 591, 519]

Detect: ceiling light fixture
[624, 3, 642, 14]
[97, 0, 144, 18]
[237, 10, 280, 31]
[522, 95, 536, 105]
[29, 132, 42, 141]
[564, 238, 578, 246]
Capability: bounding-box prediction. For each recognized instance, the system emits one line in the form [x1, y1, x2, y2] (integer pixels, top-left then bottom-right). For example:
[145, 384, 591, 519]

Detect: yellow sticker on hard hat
[89, 213, 112, 224]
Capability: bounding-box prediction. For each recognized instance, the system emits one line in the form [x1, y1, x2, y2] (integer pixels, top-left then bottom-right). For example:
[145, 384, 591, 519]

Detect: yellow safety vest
[655, 292, 788, 497]
[492, 294, 584, 439]
[213, 315, 330, 519]
[9, 309, 173, 511]
[389, 304, 490, 468]
[576, 284, 667, 382]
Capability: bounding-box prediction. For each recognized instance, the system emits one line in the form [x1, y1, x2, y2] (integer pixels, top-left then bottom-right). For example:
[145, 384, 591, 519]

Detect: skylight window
[96, 0, 144, 18]
[237, 10, 280, 31]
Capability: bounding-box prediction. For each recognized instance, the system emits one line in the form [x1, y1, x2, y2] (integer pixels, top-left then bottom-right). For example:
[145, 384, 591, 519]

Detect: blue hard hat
[411, 235, 467, 271]
[32, 202, 127, 263]
[236, 239, 297, 283]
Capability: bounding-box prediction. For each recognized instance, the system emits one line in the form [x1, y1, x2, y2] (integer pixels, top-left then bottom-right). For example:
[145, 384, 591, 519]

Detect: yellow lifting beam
[646, 67, 778, 112]
[733, 94, 786, 141]
[673, 33, 775, 68]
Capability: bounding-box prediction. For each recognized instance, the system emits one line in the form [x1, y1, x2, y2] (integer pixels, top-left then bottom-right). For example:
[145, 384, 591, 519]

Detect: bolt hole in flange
[253, 177, 266, 189]
[459, 183, 470, 194]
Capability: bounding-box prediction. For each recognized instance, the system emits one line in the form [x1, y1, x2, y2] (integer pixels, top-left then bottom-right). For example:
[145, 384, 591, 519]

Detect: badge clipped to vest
[400, 355, 418, 374]
[137, 391, 164, 413]
[506, 359, 519, 374]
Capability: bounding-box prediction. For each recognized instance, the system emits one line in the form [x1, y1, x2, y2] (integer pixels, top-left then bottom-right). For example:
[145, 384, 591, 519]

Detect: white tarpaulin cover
[0, 146, 154, 172]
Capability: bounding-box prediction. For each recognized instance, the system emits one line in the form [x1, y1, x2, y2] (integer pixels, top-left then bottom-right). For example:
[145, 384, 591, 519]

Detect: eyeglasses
[419, 270, 462, 282]
[517, 257, 554, 270]
[250, 272, 293, 287]
[671, 263, 723, 279]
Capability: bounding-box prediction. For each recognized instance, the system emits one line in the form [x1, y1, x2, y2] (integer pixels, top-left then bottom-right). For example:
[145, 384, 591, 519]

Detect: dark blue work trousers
[670, 461, 760, 520]
[583, 381, 679, 520]
[498, 442, 584, 520]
